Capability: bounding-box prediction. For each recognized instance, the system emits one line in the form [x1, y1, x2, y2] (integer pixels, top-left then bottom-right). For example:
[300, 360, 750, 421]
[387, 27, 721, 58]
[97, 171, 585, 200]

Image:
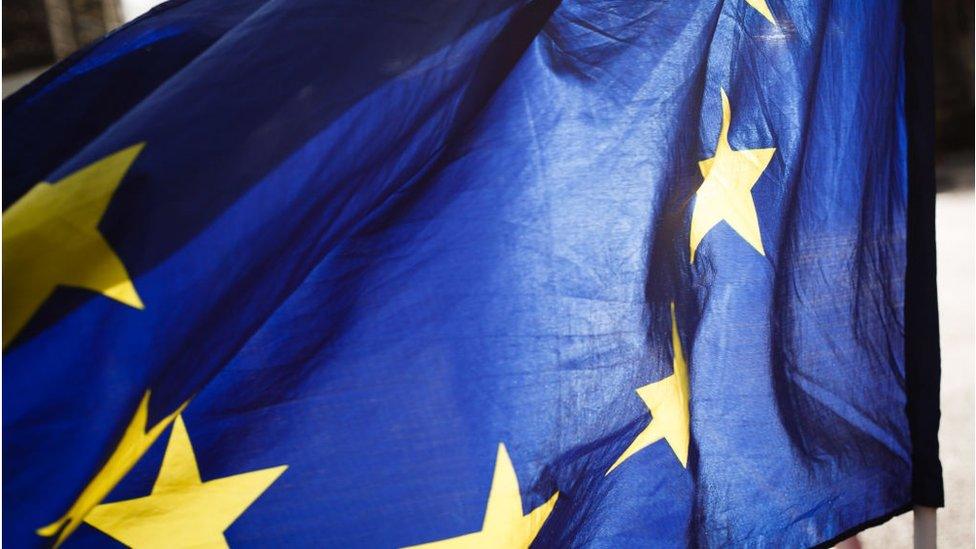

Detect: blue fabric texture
[4, 1, 910, 546]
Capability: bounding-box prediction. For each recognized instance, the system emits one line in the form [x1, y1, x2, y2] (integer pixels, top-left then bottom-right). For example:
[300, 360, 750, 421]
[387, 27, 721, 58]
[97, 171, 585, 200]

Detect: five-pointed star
[747, 0, 775, 24]
[689, 89, 775, 263]
[607, 303, 690, 473]
[406, 444, 558, 548]
[84, 415, 287, 548]
[37, 391, 187, 547]
[2, 144, 146, 348]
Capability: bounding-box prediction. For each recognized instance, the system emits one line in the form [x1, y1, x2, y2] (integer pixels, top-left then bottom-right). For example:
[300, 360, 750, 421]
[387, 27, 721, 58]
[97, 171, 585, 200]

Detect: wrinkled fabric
[3, 1, 911, 547]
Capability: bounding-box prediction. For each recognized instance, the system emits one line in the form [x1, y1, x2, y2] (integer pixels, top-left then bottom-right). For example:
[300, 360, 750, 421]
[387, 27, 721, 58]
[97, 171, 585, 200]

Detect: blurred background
[3, 0, 161, 95]
[2, 0, 973, 547]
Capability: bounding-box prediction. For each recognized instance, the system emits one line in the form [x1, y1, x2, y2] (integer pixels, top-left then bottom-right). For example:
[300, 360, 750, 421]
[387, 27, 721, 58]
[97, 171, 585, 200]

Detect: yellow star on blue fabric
[2, 144, 146, 347]
[37, 391, 188, 547]
[747, 0, 775, 24]
[607, 303, 690, 473]
[405, 443, 558, 548]
[689, 89, 775, 263]
[83, 415, 286, 548]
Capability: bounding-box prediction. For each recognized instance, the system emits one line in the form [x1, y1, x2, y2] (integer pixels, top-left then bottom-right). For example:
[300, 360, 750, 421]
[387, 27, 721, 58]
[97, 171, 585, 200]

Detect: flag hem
[809, 503, 913, 549]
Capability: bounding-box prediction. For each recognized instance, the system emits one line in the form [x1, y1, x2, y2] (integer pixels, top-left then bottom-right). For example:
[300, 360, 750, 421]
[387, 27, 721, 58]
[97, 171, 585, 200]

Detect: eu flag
[4, 1, 942, 547]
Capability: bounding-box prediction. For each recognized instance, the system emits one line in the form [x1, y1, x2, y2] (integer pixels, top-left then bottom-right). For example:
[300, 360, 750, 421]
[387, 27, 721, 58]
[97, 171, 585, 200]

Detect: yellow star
[689, 89, 775, 263]
[406, 443, 558, 548]
[83, 415, 287, 549]
[3, 144, 146, 348]
[37, 391, 188, 547]
[746, 0, 775, 24]
[607, 303, 689, 473]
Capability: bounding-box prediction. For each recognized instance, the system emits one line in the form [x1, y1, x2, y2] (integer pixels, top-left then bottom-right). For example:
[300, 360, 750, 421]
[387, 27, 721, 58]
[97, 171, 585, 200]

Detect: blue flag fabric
[4, 1, 915, 547]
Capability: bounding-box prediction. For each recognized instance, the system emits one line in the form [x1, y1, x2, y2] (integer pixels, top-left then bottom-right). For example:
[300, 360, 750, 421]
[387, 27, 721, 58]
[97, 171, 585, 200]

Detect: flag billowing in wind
[3, 1, 941, 547]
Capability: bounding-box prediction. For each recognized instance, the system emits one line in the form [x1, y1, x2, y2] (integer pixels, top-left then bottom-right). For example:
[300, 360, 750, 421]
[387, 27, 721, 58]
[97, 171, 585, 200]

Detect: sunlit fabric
[4, 1, 918, 546]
